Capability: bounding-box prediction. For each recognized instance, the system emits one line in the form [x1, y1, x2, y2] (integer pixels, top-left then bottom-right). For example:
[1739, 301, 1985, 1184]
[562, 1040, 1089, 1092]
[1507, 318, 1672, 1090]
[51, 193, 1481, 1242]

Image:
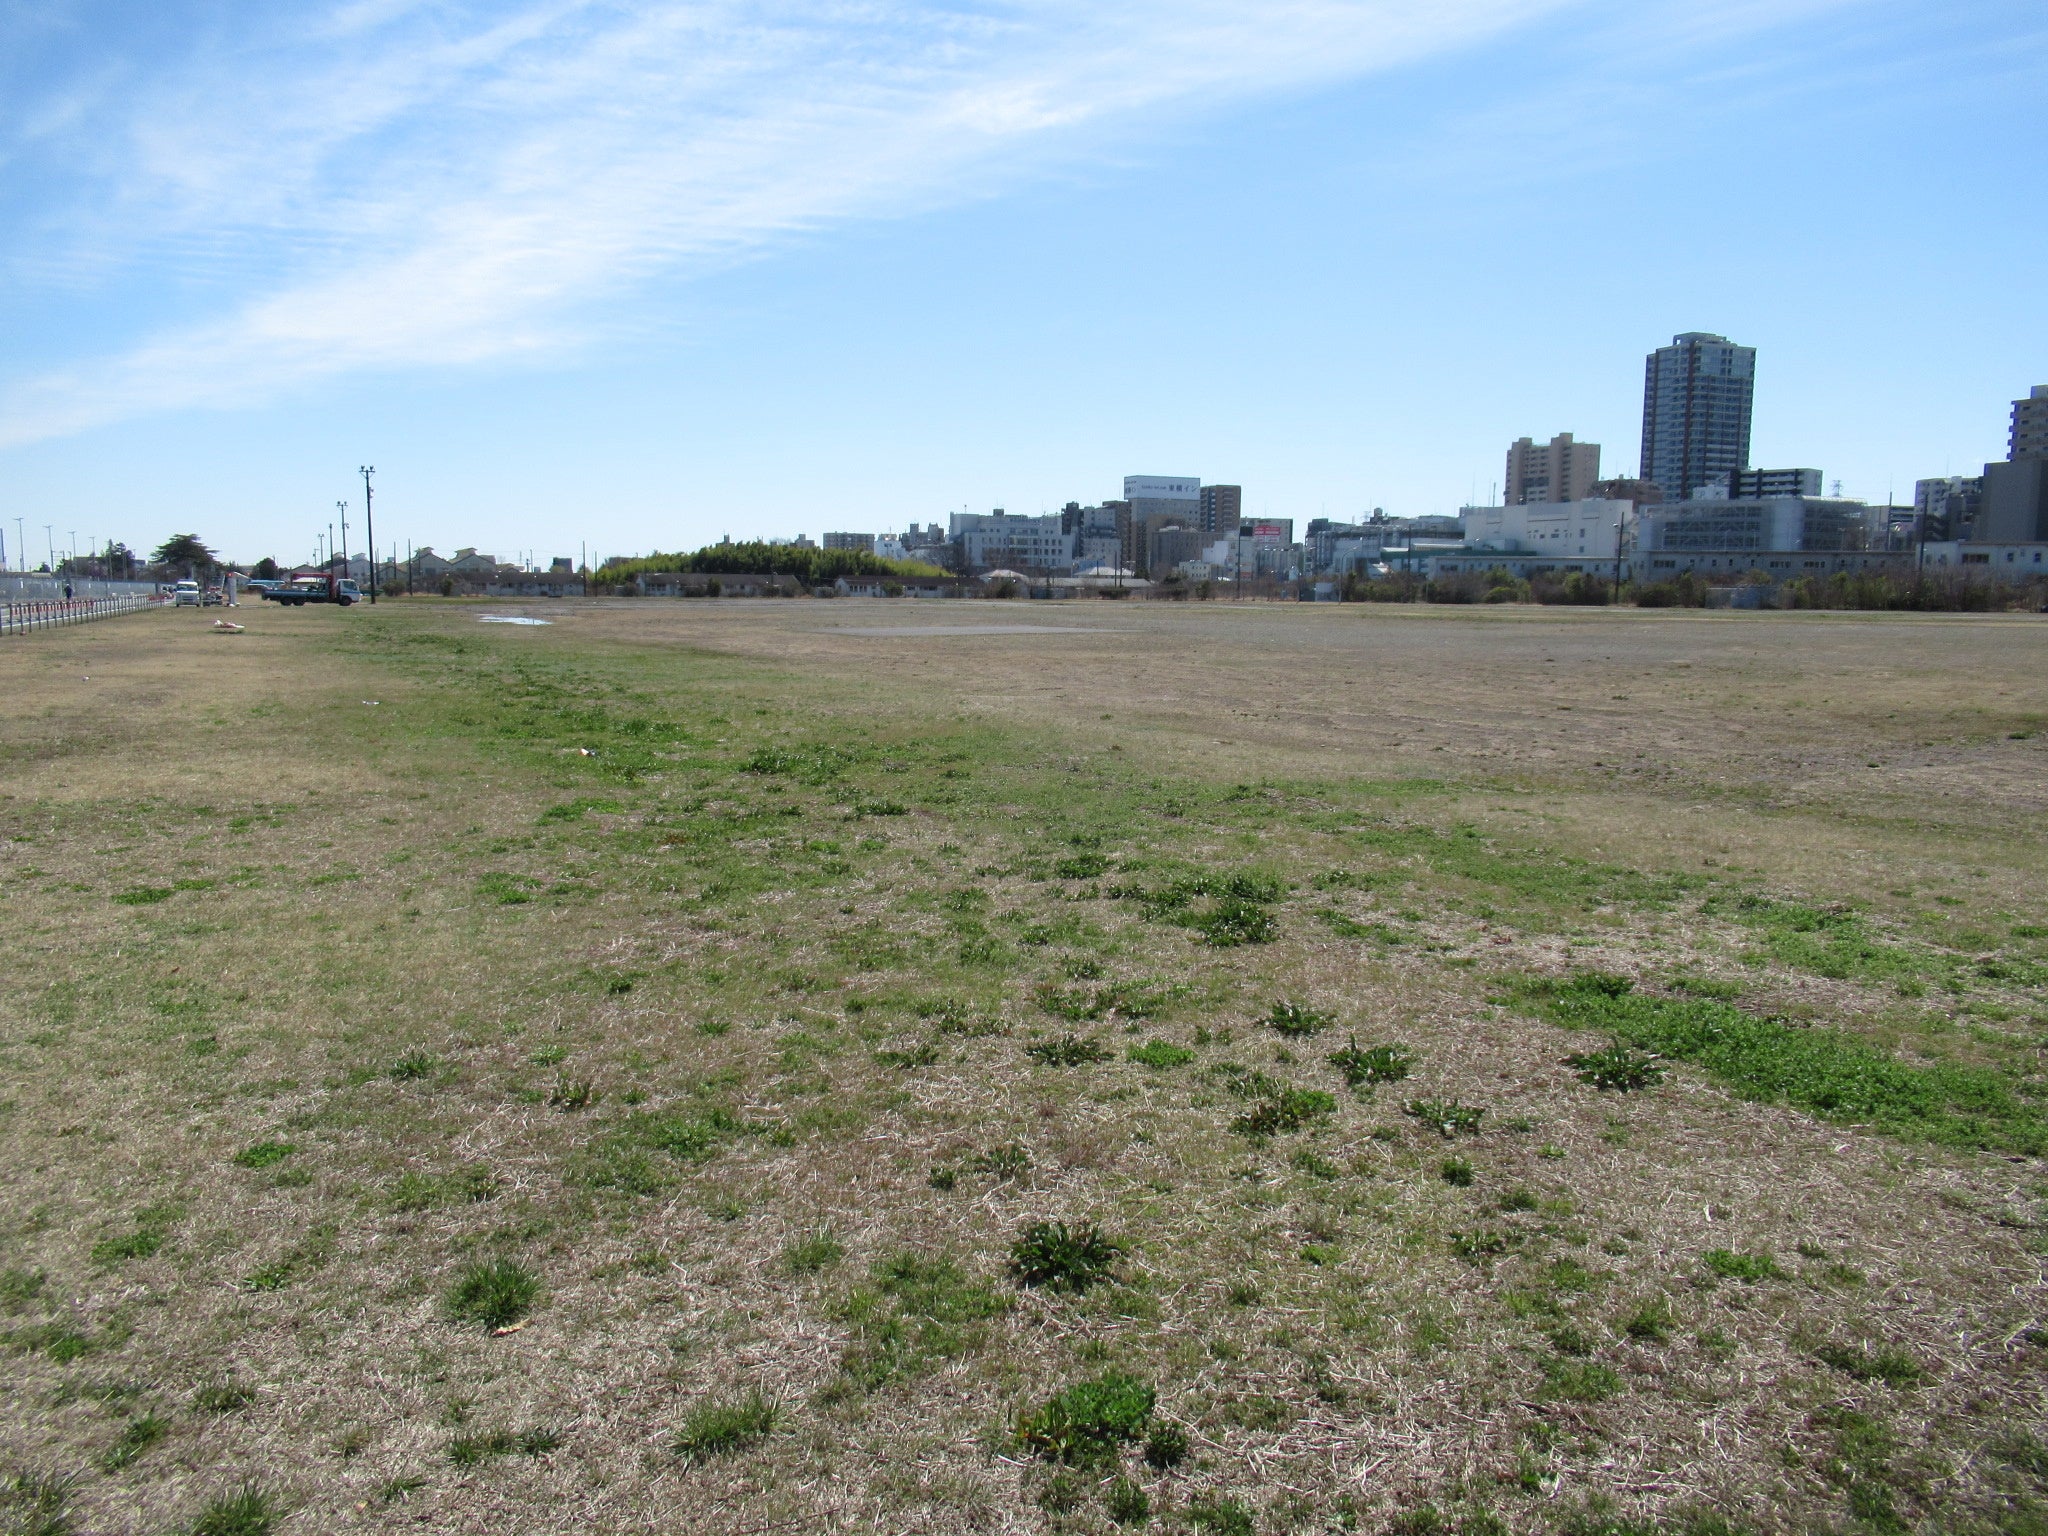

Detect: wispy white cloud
[3, 0, 1595, 445]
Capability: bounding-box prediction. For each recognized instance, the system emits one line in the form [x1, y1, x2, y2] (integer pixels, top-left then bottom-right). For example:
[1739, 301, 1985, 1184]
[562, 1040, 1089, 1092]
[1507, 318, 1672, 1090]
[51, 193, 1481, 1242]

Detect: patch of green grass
[538, 798, 622, 823]
[873, 1041, 940, 1069]
[1814, 1342, 1926, 1387]
[3, 1322, 94, 1362]
[1, 1471, 73, 1536]
[1327, 1037, 1413, 1091]
[1016, 1371, 1155, 1464]
[193, 1382, 255, 1413]
[1143, 1423, 1189, 1469]
[1292, 1149, 1340, 1180]
[1440, 1157, 1475, 1187]
[1263, 1000, 1332, 1037]
[186, 1484, 276, 1536]
[443, 1259, 540, 1331]
[1404, 1099, 1486, 1137]
[240, 1236, 331, 1294]
[972, 1143, 1032, 1181]
[447, 1426, 563, 1465]
[838, 1252, 1007, 1390]
[1104, 1476, 1151, 1526]
[1620, 1297, 1675, 1343]
[781, 1230, 844, 1274]
[1009, 1221, 1124, 1293]
[388, 1052, 439, 1082]
[1024, 1034, 1113, 1067]
[1227, 1077, 1338, 1140]
[231, 1141, 294, 1169]
[1707, 894, 1926, 984]
[1565, 1044, 1666, 1092]
[1702, 1249, 1784, 1283]
[1186, 1495, 1256, 1536]
[1127, 1039, 1196, 1069]
[90, 1222, 169, 1267]
[1538, 1357, 1622, 1403]
[99, 1411, 170, 1471]
[1191, 898, 1277, 947]
[1524, 974, 2046, 1154]
[547, 1073, 597, 1110]
[1036, 980, 1174, 1023]
[579, 1107, 750, 1193]
[674, 1393, 777, 1460]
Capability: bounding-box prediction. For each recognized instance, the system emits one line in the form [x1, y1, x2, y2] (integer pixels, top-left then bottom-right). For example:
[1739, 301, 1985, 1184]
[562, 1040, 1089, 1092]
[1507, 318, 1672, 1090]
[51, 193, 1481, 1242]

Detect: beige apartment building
[1504, 432, 1601, 506]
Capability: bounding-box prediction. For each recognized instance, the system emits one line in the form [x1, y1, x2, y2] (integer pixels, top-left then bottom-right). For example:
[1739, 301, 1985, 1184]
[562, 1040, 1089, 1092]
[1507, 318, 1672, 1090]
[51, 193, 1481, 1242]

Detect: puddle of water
[478, 615, 553, 626]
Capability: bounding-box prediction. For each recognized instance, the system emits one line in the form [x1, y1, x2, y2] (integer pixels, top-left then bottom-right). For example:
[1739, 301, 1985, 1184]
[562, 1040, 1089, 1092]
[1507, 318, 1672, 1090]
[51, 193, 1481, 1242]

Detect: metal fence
[0, 593, 164, 637]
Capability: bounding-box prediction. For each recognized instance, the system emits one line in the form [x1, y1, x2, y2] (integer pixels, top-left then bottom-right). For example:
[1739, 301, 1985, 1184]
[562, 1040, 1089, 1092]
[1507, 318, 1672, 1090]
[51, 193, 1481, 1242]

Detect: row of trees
[38, 535, 291, 583]
[592, 541, 945, 590]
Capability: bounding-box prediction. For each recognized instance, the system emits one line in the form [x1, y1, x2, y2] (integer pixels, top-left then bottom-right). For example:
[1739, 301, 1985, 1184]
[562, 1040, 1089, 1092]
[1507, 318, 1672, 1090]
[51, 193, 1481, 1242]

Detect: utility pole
[328, 521, 336, 579]
[360, 466, 377, 602]
[337, 500, 349, 585]
[44, 525, 53, 572]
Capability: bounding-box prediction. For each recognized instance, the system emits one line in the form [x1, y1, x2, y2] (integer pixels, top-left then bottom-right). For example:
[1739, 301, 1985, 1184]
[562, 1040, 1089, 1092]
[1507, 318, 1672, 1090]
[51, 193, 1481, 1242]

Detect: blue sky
[2, 0, 2043, 567]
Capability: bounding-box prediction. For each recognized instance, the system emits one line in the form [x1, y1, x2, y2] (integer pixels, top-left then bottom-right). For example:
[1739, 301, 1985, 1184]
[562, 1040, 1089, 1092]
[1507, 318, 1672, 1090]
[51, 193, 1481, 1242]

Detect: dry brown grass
[0, 598, 2043, 1535]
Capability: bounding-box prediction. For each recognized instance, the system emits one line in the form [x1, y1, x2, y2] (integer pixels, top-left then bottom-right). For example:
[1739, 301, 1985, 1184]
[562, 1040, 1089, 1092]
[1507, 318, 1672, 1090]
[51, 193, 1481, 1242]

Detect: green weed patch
[838, 1253, 1006, 1391]
[1526, 974, 2046, 1153]
[1016, 1372, 1155, 1464]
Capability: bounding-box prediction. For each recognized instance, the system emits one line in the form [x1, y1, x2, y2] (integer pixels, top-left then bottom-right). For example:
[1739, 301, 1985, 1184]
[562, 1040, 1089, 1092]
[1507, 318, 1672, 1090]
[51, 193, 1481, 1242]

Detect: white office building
[949, 509, 1074, 573]
[1461, 499, 1633, 560]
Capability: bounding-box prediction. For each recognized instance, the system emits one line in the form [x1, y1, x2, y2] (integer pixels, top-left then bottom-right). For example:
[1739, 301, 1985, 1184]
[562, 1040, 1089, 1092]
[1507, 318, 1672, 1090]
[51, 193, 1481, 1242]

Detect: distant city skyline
[2, 0, 2043, 562]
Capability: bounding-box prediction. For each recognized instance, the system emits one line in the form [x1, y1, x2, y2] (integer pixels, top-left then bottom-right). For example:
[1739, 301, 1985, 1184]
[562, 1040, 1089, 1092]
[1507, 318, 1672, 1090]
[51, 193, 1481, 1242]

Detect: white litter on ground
[479, 615, 552, 625]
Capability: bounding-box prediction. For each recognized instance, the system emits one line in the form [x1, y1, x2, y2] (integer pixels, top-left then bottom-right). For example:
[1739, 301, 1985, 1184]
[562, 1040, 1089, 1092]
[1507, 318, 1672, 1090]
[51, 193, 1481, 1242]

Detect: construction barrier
[0, 594, 165, 637]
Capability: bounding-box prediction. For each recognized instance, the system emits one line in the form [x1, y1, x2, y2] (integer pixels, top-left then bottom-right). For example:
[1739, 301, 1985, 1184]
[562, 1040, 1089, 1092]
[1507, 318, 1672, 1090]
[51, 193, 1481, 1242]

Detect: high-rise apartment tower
[1504, 433, 1600, 506]
[1197, 484, 1242, 537]
[2011, 385, 2048, 461]
[1977, 387, 2048, 542]
[1640, 332, 1755, 501]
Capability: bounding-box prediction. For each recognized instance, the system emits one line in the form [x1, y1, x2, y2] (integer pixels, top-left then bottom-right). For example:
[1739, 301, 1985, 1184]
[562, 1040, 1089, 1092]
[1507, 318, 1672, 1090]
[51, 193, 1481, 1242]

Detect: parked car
[172, 580, 203, 607]
[202, 587, 226, 607]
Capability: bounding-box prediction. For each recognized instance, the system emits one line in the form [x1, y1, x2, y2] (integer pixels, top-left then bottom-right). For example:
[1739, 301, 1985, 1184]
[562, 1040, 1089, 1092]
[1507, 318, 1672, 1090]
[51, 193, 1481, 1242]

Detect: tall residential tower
[1640, 332, 1755, 502]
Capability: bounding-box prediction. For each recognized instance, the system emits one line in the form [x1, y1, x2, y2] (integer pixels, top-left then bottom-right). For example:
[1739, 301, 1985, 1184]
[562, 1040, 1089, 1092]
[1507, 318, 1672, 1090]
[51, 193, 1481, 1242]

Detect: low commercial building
[1461, 499, 1632, 562]
[1634, 496, 1881, 554]
[1920, 542, 2048, 576]
[951, 509, 1074, 573]
[1701, 467, 1824, 499]
[634, 571, 802, 597]
[1631, 549, 1908, 582]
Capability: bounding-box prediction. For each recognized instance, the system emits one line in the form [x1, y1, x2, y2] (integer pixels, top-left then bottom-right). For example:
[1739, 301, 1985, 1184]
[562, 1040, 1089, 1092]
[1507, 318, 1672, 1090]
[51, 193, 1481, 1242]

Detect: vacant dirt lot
[1, 598, 2043, 1536]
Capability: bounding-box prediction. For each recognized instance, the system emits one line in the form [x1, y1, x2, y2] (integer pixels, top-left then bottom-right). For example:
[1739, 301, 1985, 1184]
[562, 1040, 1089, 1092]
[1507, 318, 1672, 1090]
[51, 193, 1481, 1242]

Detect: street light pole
[360, 466, 376, 602]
